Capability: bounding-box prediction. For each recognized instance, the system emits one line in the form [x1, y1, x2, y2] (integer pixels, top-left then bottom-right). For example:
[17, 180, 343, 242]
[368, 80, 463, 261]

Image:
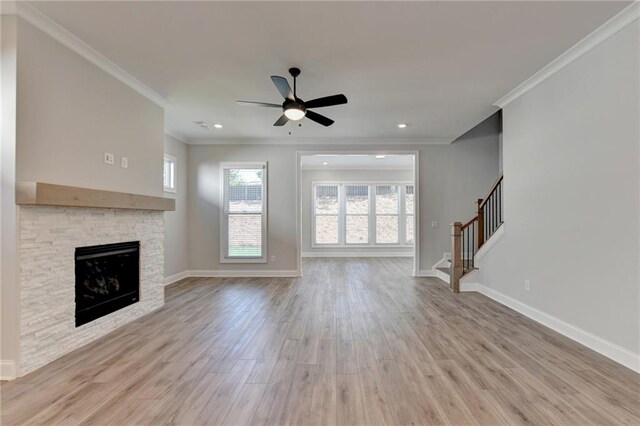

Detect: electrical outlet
[431, 221, 439, 228]
[271, 255, 276, 263]
[104, 152, 115, 165]
[525, 280, 531, 291]
[121, 156, 128, 168]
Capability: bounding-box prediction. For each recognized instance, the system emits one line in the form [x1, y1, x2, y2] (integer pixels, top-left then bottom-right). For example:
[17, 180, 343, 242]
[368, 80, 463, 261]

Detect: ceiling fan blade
[236, 101, 281, 108]
[271, 76, 294, 100]
[274, 114, 289, 126]
[304, 94, 348, 109]
[306, 110, 334, 127]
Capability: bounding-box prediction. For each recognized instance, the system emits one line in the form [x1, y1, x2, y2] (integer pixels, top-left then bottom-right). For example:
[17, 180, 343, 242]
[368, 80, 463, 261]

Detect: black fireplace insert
[75, 241, 140, 327]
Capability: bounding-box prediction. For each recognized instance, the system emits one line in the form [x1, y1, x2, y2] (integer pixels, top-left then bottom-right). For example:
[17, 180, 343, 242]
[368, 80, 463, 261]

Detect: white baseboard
[302, 252, 413, 258]
[1, 360, 17, 381]
[475, 284, 640, 373]
[416, 269, 436, 277]
[188, 269, 302, 278]
[164, 270, 189, 286]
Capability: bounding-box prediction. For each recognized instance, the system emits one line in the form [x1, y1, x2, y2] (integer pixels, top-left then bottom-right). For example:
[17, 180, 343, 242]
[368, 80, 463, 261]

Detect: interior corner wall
[163, 134, 188, 280]
[15, 18, 164, 197]
[301, 168, 414, 256]
[1, 15, 20, 377]
[187, 127, 499, 274]
[478, 20, 640, 358]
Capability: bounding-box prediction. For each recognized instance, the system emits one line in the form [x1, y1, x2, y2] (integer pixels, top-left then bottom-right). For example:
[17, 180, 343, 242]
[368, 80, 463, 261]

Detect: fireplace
[75, 241, 140, 327]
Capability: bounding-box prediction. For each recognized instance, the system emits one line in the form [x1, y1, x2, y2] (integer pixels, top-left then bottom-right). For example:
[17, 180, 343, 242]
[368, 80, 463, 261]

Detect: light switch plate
[525, 280, 531, 291]
[121, 157, 128, 168]
[431, 221, 439, 228]
[104, 152, 114, 165]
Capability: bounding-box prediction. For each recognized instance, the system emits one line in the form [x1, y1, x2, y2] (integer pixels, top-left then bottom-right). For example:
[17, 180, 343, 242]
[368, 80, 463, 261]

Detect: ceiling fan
[237, 67, 347, 127]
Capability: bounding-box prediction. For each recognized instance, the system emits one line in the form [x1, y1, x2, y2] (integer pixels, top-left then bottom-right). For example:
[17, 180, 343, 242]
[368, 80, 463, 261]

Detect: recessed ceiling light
[213, 123, 223, 129]
[397, 123, 407, 129]
[322, 162, 329, 165]
[375, 155, 386, 159]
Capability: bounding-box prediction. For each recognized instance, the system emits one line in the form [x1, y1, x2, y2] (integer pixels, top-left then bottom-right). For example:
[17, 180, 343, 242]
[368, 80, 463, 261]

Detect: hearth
[75, 241, 140, 326]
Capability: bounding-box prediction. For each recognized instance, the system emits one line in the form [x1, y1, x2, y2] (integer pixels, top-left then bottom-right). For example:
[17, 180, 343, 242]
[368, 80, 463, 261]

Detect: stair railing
[450, 173, 503, 292]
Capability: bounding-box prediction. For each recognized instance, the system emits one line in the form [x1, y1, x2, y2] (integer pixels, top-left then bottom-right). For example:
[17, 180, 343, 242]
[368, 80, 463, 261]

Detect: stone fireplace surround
[15, 183, 172, 376]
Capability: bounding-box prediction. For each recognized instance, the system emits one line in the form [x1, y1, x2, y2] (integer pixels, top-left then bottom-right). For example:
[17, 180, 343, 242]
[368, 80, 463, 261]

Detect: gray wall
[479, 21, 639, 355]
[187, 121, 499, 273]
[15, 19, 164, 197]
[1, 15, 20, 373]
[163, 135, 189, 279]
[301, 168, 414, 256]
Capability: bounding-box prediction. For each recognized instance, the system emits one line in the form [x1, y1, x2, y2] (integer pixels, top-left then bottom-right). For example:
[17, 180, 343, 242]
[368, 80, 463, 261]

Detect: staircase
[446, 173, 503, 292]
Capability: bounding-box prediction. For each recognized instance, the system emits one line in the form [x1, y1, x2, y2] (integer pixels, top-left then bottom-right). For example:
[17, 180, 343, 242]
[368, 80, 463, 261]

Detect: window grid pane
[346, 215, 369, 244]
[226, 168, 263, 213]
[376, 185, 399, 214]
[406, 215, 414, 244]
[376, 215, 399, 244]
[316, 215, 339, 244]
[315, 185, 339, 214]
[228, 214, 262, 257]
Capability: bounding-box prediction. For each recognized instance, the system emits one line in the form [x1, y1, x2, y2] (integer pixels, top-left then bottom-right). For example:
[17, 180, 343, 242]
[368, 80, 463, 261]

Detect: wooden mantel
[16, 182, 175, 211]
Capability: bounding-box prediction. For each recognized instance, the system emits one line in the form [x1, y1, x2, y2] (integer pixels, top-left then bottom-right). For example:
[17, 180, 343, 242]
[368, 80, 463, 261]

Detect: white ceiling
[301, 154, 413, 170]
[28, 1, 630, 143]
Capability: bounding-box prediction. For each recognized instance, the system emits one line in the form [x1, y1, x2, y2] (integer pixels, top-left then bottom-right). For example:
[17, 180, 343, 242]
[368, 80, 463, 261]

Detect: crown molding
[494, 1, 640, 108]
[15, 1, 170, 109]
[164, 126, 189, 144]
[301, 165, 413, 171]
[187, 137, 453, 146]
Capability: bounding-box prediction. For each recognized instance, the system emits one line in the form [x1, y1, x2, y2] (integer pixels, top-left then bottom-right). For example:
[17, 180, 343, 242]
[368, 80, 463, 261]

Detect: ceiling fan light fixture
[284, 105, 306, 121]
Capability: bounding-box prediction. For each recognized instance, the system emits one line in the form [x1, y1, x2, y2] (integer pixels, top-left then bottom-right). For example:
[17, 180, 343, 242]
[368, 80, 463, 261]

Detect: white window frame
[312, 181, 414, 248]
[163, 154, 177, 193]
[220, 162, 268, 264]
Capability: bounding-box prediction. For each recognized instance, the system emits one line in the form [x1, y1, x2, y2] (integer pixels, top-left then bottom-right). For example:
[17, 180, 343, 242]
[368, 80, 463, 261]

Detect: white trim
[164, 127, 188, 144]
[434, 268, 450, 283]
[15, 2, 170, 109]
[475, 284, 640, 373]
[0, 360, 17, 381]
[416, 270, 437, 277]
[475, 224, 505, 262]
[302, 252, 412, 258]
[494, 2, 640, 108]
[297, 150, 421, 276]
[164, 270, 189, 286]
[188, 269, 301, 278]
[190, 137, 453, 146]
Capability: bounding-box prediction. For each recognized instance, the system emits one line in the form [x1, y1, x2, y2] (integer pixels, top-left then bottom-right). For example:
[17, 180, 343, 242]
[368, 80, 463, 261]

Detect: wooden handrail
[479, 173, 504, 208]
[461, 215, 477, 229]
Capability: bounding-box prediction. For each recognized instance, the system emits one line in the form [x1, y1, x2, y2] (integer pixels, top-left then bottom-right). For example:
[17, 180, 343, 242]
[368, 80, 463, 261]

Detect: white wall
[479, 21, 639, 363]
[187, 119, 499, 274]
[15, 18, 164, 197]
[301, 168, 414, 256]
[163, 134, 189, 280]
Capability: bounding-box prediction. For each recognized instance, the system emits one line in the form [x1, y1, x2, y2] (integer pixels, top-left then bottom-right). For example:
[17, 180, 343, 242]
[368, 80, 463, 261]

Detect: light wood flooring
[1, 258, 639, 425]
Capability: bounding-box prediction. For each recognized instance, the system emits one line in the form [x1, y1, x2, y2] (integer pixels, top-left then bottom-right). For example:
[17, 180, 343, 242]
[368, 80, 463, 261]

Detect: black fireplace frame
[75, 241, 140, 327]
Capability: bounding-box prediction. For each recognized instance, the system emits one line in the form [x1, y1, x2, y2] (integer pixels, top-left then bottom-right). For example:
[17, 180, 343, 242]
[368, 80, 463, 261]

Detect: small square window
[163, 154, 176, 193]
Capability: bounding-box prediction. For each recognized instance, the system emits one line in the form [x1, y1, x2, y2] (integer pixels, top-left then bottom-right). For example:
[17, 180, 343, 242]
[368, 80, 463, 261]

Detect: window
[314, 185, 339, 244]
[375, 185, 399, 244]
[346, 185, 369, 244]
[405, 185, 414, 244]
[313, 182, 414, 247]
[221, 163, 267, 262]
[163, 154, 176, 193]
